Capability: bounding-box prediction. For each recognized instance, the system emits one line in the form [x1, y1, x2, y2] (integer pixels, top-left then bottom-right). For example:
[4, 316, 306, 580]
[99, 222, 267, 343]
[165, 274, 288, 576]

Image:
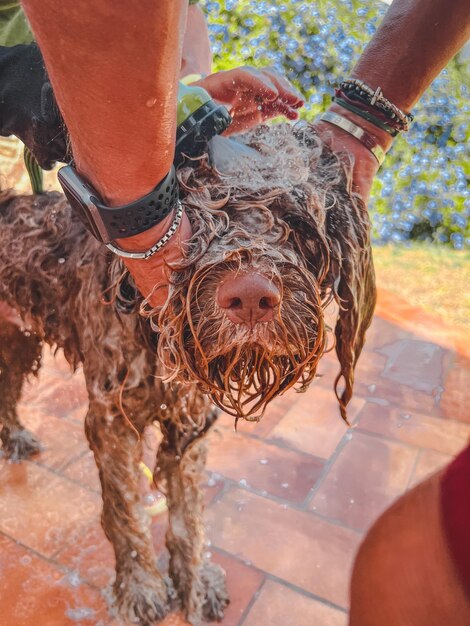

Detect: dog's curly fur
[0, 124, 375, 624]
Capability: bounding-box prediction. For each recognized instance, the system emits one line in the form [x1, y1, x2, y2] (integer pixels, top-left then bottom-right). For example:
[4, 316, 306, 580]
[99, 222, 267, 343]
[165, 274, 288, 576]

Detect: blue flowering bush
[203, 0, 470, 248]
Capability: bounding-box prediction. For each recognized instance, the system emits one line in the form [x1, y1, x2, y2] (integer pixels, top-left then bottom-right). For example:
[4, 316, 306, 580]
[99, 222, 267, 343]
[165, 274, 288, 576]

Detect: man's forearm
[181, 4, 212, 78]
[352, 0, 470, 111]
[21, 0, 187, 206]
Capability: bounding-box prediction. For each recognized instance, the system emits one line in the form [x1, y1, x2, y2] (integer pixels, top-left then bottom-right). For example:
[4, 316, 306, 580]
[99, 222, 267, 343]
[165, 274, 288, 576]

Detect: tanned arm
[21, 0, 190, 306]
[318, 0, 470, 200]
[181, 4, 212, 78]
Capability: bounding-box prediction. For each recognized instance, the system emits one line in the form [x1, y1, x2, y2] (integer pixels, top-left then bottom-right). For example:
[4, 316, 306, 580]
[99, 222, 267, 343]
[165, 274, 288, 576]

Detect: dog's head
[154, 124, 376, 421]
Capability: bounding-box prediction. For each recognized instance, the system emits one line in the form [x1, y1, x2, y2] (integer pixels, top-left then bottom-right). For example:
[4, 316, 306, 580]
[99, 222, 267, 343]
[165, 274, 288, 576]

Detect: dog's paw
[0, 427, 42, 461]
[114, 567, 173, 625]
[200, 561, 230, 622]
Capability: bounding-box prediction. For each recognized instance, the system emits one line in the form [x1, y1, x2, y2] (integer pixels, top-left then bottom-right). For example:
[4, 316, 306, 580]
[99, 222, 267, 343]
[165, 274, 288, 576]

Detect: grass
[373, 243, 470, 332]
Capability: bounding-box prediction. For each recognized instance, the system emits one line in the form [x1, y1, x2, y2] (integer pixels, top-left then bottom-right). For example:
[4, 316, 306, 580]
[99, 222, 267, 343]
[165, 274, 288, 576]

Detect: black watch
[57, 165, 178, 244]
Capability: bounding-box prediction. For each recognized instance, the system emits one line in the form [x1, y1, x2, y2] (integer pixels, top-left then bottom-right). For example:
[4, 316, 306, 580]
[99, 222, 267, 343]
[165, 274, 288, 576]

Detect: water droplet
[146, 97, 157, 108]
[259, 459, 268, 465]
[160, 403, 167, 410]
[130, 550, 137, 558]
[65, 607, 96, 621]
[58, 257, 66, 264]
[367, 383, 376, 393]
[281, 482, 289, 489]
[239, 478, 248, 487]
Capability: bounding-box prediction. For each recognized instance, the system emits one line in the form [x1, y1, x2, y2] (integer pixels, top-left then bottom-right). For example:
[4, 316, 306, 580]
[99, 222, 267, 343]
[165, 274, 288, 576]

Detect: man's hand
[195, 66, 304, 135]
[0, 43, 70, 169]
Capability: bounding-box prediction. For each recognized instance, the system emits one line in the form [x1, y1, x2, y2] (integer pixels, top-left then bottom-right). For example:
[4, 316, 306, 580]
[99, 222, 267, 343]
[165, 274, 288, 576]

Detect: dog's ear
[331, 201, 376, 423]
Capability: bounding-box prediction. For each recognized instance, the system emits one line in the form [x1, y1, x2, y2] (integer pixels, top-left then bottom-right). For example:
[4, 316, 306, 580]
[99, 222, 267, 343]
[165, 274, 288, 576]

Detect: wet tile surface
[269, 385, 363, 459]
[207, 427, 324, 503]
[356, 402, 470, 456]
[1, 293, 468, 624]
[0, 534, 109, 626]
[206, 487, 361, 608]
[243, 580, 347, 626]
[309, 431, 417, 531]
[0, 462, 101, 558]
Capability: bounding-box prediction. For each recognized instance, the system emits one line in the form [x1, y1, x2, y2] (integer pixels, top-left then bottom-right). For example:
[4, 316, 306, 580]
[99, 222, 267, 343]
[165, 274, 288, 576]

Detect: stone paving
[1, 285, 468, 626]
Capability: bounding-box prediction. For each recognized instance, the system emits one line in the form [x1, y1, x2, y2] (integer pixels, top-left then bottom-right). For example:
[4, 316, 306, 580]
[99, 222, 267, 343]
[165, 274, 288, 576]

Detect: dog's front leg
[156, 420, 229, 624]
[85, 402, 172, 625]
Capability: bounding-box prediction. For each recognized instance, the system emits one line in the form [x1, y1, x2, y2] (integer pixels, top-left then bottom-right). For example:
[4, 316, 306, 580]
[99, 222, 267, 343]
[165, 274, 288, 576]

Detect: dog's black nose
[217, 272, 281, 325]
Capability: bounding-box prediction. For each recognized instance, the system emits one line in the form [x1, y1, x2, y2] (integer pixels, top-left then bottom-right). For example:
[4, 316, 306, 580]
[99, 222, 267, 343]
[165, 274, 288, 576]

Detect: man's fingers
[261, 68, 304, 107]
[261, 99, 300, 121]
[239, 67, 279, 102]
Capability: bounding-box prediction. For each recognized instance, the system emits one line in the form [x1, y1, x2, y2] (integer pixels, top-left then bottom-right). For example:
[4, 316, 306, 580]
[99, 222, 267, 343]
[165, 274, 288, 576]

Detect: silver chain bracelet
[105, 201, 184, 260]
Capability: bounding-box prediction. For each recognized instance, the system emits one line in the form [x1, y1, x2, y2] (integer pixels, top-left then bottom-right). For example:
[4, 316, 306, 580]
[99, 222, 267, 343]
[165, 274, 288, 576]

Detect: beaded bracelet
[340, 78, 414, 132]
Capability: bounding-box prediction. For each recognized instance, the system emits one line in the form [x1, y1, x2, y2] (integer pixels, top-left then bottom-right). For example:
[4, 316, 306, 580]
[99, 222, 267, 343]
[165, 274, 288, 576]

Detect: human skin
[181, 4, 212, 78]
[316, 0, 470, 201]
[20, 1, 302, 307]
[349, 472, 470, 625]
[195, 66, 304, 135]
[21, 0, 190, 307]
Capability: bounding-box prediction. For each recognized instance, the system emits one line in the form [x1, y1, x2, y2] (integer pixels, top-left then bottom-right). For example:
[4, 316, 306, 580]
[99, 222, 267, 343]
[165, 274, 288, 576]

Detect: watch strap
[93, 166, 179, 240]
[106, 201, 184, 260]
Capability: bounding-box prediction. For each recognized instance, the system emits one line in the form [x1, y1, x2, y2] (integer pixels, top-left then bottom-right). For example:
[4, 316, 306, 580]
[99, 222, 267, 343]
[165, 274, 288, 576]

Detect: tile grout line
[213, 545, 349, 619]
[28, 456, 101, 496]
[59, 447, 92, 473]
[214, 422, 330, 464]
[301, 425, 357, 509]
[235, 572, 267, 626]
[351, 425, 453, 456]
[0, 528, 88, 580]
[207, 478, 363, 536]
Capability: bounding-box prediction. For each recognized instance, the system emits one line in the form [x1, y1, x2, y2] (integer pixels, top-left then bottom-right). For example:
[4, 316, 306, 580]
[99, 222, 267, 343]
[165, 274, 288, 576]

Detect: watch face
[57, 166, 110, 243]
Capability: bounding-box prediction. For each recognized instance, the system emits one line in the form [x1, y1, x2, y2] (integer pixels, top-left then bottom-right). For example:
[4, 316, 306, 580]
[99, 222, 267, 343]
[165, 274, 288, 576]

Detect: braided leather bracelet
[333, 93, 399, 136]
[340, 78, 414, 132]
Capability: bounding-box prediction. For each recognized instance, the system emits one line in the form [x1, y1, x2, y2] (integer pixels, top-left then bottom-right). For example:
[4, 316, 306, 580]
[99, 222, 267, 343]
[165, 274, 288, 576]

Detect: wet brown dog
[0, 124, 375, 625]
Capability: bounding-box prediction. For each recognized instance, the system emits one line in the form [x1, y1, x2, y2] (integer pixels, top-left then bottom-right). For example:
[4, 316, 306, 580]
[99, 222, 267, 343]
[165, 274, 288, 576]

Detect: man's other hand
[195, 66, 304, 135]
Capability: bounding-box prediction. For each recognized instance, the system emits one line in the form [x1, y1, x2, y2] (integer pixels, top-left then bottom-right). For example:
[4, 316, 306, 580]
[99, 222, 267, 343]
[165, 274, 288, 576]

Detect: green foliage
[203, 0, 470, 247]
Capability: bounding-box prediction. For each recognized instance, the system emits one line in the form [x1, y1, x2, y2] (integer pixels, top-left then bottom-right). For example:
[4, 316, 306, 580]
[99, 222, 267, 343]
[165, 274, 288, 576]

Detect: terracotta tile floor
[1, 288, 469, 625]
